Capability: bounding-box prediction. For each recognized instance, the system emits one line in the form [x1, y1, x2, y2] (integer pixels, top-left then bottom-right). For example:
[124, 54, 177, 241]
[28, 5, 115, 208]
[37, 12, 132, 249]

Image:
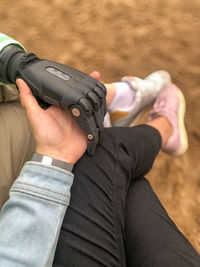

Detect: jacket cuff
[10, 162, 74, 206]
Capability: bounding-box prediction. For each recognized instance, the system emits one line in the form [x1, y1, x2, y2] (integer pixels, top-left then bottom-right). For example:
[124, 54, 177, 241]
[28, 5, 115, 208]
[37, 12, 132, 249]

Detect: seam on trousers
[112, 141, 124, 267]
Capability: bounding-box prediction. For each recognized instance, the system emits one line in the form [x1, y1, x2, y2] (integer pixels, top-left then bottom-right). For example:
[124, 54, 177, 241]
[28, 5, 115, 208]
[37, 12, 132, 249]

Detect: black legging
[53, 125, 200, 266]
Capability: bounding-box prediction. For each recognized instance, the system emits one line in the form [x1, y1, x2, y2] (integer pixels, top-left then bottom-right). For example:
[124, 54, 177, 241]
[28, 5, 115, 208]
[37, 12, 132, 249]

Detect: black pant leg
[125, 178, 200, 267]
[53, 125, 161, 267]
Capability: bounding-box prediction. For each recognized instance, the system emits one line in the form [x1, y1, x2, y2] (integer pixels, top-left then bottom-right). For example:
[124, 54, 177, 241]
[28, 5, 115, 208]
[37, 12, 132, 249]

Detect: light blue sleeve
[0, 161, 74, 267]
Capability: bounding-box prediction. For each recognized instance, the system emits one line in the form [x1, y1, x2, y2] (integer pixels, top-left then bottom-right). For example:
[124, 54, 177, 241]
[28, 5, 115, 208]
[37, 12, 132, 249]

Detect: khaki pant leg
[0, 84, 19, 102]
[0, 100, 35, 209]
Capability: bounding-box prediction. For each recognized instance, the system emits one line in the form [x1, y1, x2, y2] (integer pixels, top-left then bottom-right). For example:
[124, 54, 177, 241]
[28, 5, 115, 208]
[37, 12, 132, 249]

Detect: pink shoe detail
[149, 84, 188, 156]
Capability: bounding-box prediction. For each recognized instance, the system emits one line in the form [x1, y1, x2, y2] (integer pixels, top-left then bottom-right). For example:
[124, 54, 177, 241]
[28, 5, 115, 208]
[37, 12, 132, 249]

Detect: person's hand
[17, 79, 87, 164]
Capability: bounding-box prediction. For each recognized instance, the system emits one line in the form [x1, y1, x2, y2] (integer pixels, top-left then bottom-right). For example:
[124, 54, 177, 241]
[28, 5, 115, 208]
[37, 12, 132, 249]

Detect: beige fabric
[0, 85, 35, 209]
[0, 84, 20, 102]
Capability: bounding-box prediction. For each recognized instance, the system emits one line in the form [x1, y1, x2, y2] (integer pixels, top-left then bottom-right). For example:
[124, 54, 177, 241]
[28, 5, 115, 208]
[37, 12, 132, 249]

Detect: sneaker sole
[172, 89, 188, 156]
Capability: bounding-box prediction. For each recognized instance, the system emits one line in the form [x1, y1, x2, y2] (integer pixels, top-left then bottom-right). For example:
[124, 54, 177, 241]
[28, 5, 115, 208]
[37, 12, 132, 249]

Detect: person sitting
[0, 70, 199, 266]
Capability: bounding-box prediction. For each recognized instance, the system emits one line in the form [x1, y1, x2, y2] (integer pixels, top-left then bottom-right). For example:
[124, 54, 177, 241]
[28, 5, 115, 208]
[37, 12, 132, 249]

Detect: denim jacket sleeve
[0, 161, 74, 267]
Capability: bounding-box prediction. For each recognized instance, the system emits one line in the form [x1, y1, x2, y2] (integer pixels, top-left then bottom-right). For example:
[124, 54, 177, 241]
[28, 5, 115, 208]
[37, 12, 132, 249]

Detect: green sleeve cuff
[0, 33, 26, 53]
[0, 33, 26, 85]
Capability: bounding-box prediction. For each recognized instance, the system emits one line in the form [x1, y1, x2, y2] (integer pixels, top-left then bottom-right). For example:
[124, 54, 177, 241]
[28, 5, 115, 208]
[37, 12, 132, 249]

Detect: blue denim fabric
[0, 161, 74, 267]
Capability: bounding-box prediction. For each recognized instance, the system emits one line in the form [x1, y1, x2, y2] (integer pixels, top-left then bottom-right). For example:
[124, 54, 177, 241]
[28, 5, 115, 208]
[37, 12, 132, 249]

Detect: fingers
[90, 71, 101, 80]
[71, 101, 99, 155]
[78, 84, 106, 132]
[86, 75, 107, 132]
[16, 79, 41, 114]
[87, 91, 100, 110]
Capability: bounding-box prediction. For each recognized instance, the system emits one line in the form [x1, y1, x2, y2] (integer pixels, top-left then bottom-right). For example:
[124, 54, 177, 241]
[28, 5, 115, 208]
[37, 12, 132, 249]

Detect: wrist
[36, 147, 77, 164]
[31, 153, 74, 172]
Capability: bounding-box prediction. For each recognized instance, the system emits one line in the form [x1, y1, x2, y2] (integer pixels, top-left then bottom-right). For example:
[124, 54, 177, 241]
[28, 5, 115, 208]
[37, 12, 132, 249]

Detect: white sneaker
[109, 71, 171, 127]
[103, 112, 112, 127]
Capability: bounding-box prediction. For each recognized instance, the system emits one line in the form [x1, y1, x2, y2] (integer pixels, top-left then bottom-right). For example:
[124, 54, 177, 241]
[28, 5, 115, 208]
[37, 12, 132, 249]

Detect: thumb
[16, 79, 41, 114]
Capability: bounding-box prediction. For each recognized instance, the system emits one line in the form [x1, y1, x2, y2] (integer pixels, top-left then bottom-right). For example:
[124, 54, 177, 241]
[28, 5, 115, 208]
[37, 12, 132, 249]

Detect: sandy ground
[0, 0, 200, 254]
